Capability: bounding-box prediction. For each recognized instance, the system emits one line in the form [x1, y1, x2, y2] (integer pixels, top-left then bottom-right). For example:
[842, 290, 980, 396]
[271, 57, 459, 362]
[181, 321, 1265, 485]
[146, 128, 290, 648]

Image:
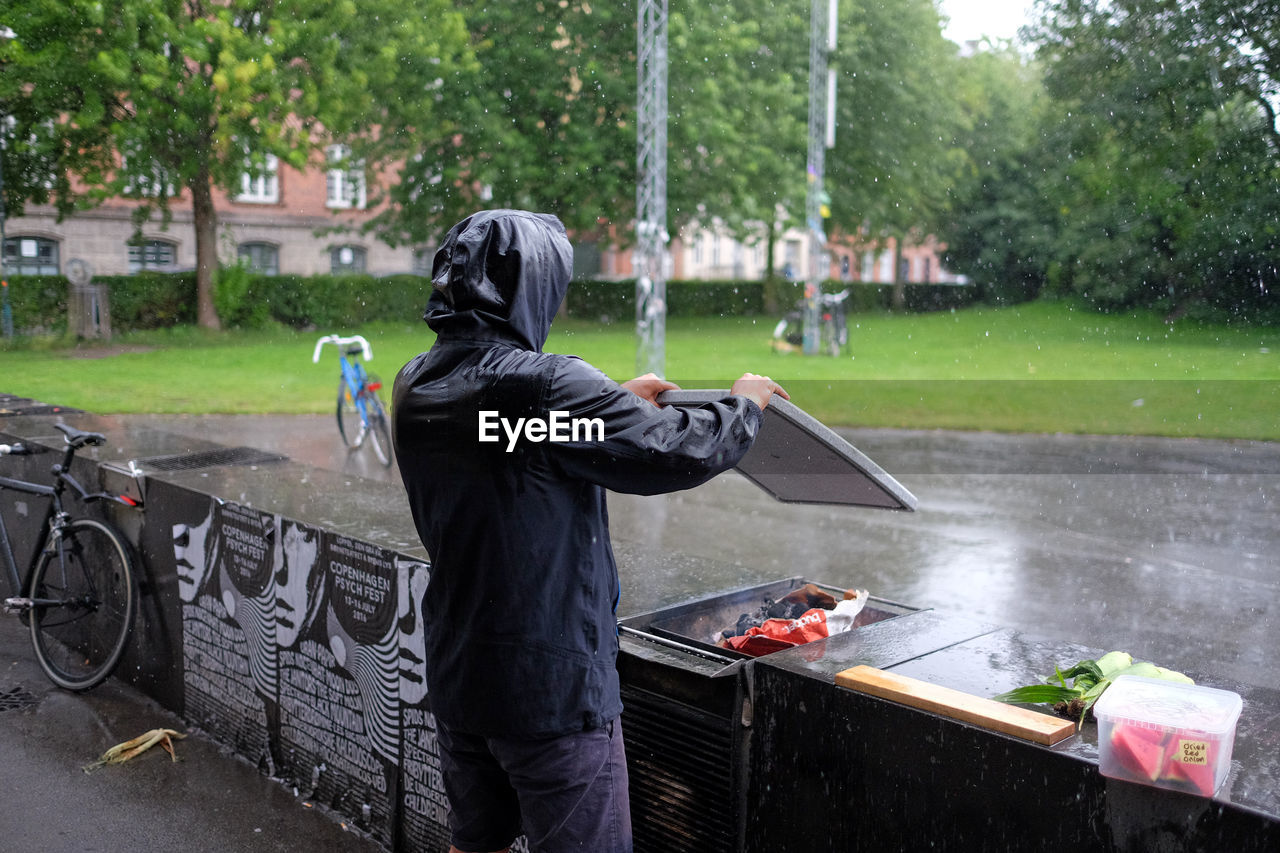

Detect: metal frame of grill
[618, 577, 917, 853]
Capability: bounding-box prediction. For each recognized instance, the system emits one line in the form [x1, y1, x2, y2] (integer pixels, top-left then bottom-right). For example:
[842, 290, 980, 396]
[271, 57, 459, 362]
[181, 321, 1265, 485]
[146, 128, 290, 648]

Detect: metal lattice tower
[636, 0, 668, 377]
[803, 0, 837, 354]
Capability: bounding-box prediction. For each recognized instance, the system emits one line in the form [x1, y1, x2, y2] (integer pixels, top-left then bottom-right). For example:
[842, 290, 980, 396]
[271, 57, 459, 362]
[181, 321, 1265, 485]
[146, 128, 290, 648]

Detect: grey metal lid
[656, 389, 917, 510]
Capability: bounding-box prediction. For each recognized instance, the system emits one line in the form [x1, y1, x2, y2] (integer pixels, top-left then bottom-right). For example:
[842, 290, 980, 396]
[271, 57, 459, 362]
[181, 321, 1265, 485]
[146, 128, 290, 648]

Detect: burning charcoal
[722, 611, 765, 639]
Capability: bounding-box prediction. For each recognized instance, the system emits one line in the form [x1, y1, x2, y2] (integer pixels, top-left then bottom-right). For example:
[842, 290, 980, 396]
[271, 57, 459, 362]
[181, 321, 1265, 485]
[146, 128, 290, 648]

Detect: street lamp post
[1, 25, 16, 339]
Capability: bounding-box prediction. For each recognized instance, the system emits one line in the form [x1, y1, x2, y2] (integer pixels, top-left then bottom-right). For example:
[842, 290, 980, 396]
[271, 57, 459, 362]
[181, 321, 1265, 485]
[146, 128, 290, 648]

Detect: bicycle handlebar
[313, 334, 373, 363]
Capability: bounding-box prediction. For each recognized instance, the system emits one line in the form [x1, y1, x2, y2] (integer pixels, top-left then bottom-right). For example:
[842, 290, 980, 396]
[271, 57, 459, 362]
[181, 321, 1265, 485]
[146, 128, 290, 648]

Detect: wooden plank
[835, 664, 1076, 746]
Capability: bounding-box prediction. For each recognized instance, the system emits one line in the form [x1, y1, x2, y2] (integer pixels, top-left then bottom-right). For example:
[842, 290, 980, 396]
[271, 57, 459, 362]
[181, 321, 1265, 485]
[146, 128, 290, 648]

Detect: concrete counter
[3, 407, 1278, 852]
[748, 624, 1280, 851]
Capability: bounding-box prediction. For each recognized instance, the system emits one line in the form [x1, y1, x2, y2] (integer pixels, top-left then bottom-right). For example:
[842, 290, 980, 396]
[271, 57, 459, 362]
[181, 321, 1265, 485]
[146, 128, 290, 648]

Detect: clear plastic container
[1093, 674, 1243, 797]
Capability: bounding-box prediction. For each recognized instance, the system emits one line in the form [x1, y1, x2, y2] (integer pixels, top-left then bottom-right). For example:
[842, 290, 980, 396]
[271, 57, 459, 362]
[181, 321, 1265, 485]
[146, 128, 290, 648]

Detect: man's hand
[622, 373, 680, 406]
[730, 373, 789, 411]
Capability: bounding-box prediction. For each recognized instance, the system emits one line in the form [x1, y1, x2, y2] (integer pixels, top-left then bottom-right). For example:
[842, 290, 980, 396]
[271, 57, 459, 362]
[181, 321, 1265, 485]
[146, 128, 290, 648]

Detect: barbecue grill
[618, 577, 917, 853]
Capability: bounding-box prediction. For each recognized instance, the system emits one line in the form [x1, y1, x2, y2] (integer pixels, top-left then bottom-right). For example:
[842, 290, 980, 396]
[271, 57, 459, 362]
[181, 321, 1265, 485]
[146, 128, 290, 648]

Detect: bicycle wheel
[822, 316, 840, 356]
[336, 379, 363, 447]
[362, 390, 393, 467]
[29, 518, 135, 691]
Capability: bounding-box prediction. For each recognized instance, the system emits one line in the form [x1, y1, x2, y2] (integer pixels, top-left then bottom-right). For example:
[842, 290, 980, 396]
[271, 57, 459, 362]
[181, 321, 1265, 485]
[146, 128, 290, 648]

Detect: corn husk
[84, 728, 187, 772]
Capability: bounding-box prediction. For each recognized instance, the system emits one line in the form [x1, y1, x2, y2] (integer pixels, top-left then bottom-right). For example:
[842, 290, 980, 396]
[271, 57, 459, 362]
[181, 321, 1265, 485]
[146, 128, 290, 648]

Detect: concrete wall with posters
[147, 477, 441, 850]
[0, 412, 479, 853]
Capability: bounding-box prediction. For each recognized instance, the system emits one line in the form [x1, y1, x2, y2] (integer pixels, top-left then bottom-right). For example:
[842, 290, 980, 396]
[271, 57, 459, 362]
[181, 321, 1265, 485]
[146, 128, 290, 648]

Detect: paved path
[0, 612, 384, 853]
[136, 415, 1280, 691]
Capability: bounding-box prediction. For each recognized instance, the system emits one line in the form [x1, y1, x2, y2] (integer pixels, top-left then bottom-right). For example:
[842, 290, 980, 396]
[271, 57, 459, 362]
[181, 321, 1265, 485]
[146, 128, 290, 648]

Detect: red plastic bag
[722, 607, 831, 657]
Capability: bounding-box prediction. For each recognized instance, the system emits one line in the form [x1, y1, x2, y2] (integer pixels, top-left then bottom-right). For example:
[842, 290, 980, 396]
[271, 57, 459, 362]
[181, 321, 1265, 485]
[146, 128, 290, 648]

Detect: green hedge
[4, 272, 979, 337]
[584, 278, 981, 318]
[564, 279, 768, 321]
[898, 283, 982, 313]
[214, 272, 434, 329]
[561, 277, 981, 320]
[5, 272, 433, 335]
[2, 275, 69, 335]
[100, 273, 198, 329]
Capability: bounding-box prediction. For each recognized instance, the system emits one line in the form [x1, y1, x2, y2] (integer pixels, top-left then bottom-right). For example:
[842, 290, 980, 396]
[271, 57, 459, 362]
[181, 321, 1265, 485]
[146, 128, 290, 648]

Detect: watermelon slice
[1159, 736, 1218, 796]
[1110, 723, 1169, 781]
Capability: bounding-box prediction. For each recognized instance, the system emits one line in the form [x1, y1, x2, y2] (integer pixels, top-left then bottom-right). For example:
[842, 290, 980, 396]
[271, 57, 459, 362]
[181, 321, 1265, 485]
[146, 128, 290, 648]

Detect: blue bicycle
[312, 334, 393, 467]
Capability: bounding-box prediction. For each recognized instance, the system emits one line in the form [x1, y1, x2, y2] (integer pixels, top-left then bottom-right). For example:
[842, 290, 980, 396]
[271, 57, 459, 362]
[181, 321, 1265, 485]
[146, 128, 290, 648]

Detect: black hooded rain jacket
[392, 210, 762, 739]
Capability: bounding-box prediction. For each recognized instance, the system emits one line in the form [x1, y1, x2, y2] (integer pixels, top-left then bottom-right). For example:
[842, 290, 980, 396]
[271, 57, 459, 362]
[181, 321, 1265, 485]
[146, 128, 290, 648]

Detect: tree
[1028, 0, 1280, 320]
[1, 0, 473, 329]
[824, 0, 966, 305]
[0, 5, 120, 222]
[374, 1, 638, 247]
[666, 0, 808, 241]
[375, 0, 808, 258]
[937, 44, 1058, 304]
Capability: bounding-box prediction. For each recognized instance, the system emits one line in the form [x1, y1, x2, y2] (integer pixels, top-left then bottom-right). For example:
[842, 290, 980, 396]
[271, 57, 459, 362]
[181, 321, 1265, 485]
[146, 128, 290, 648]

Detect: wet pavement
[133, 414, 1280, 692]
[3, 410, 1278, 851]
[0, 610, 384, 853]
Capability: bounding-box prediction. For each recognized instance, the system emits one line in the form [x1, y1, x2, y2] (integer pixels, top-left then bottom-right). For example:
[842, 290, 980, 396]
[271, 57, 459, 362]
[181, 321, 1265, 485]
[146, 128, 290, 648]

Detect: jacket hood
[424, 209, 573, 352]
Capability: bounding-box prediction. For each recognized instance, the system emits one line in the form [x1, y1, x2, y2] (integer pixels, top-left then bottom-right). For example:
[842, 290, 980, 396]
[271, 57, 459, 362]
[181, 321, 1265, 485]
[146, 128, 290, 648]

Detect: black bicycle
[0, 424, 139, 690]
[772, 288, 851, 356]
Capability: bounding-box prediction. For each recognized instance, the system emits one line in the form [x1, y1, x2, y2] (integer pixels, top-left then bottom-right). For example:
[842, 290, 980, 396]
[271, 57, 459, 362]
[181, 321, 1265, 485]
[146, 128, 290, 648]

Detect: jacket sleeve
[541, 356, 762, 495]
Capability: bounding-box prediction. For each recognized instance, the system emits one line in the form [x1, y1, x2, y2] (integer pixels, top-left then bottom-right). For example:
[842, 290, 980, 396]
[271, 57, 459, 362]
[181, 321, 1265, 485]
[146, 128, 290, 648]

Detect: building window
[330, 245, 367, 273]
[237, 153, 279, 203]
[128, 239, 178, 272]
[238, 242, 279, 275]
[326, 144, 367, 210]
[3, 237, 60, 275]
[878, 250, 894, 282]
[121, 140, 176, 198]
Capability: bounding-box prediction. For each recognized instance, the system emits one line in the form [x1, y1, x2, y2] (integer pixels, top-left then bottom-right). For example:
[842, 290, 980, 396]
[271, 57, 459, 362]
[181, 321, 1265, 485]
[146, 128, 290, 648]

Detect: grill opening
[622, 577, 917, 660]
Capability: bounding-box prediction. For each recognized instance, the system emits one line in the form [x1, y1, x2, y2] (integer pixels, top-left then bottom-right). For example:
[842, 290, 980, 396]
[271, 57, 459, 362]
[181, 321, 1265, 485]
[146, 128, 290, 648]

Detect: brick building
[4, 157, 962, 287]
[3, 145, 426, 280]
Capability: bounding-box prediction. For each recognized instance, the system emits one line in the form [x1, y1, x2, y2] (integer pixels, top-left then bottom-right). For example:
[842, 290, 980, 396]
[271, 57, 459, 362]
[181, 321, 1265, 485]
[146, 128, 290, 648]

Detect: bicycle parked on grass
[772, 288, 851, 356]
[313, 333, 393, 468]
[0, 424, 139, 691]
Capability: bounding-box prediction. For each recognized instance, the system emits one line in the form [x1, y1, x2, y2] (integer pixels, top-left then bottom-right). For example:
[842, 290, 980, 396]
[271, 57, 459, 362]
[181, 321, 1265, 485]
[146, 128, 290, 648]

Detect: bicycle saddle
[54, 423, 107, 449]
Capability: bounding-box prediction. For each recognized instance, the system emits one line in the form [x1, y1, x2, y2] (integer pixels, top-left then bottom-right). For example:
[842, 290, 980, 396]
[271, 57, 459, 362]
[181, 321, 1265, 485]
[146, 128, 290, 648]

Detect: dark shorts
[437, 717, 633, 853]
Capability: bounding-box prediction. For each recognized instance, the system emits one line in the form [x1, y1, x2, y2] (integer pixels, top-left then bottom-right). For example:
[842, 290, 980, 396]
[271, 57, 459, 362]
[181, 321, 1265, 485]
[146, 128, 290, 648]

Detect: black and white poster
[165, 487, 462, 849]
[277, 532, 400, 844]
[174, 497, 275, 768]
[396, 559, 453, 850]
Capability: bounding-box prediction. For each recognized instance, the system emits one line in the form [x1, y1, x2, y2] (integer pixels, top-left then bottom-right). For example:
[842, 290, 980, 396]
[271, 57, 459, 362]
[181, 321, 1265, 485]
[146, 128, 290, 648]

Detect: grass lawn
[3, 300, 1276, 440]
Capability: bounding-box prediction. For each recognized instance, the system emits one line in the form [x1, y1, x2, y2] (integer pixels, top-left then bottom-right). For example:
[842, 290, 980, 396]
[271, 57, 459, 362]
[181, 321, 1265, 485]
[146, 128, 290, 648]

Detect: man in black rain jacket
[392, 209, 786, 853]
